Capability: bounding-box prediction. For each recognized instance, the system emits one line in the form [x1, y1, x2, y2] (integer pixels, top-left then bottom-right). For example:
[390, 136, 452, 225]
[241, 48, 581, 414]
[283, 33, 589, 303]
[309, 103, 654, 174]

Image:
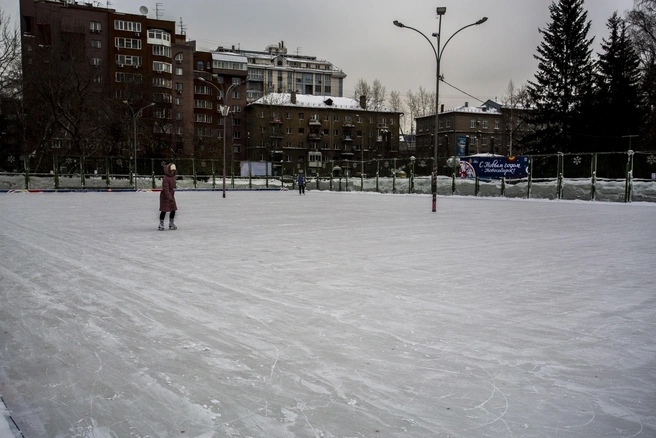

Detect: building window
[482, 120, 488, 129]
[147, 29, 171, 44]
[91, 39, 101, 48]
[175, 67, 183, 76]
[152, 45, 172, 57]
[298, 113, 304, 120]
[114, 20, 141, 32]
[116, 55, 141, 66]
[152, 77, 172, 88]
[195, 114, 213, 123]
[470, 119, 477, 128]
[153, 61, 172, 73]
[90, 21, 101, 33]
[115, 37, 142, 49]
[194, 100, 212, 109]
[195, 85, 212, 95]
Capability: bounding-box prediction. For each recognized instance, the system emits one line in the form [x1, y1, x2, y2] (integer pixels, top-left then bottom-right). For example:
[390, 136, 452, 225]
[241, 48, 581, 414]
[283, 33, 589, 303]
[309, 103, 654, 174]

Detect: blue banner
[460, 156, 529, 179]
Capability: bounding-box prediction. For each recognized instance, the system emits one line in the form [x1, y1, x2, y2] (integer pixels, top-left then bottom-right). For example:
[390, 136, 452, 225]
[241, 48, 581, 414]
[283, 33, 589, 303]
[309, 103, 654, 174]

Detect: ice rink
[1, 190, 655, 437]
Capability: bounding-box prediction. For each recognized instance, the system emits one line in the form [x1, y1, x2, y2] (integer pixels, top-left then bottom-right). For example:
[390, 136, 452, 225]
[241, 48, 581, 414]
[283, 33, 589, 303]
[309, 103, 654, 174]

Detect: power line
[440, 78, 485, 104]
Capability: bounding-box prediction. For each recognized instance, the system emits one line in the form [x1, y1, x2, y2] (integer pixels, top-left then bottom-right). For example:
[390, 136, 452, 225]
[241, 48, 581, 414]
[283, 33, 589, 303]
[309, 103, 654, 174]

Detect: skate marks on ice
[0, 192, 655, 437]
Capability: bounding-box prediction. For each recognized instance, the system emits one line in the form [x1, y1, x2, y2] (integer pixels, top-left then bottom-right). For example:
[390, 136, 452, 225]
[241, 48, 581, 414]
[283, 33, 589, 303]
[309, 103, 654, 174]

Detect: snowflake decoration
[66, 158, 73, 165]
[201, 161, 207, 168]
[384, 161, 389, 168]
[116, 159, 123, 166]
[419, 160, 427, 167]
[572, 156, 582, 165]
[7, 155, 15, 163]
[647, 155, 656, 165]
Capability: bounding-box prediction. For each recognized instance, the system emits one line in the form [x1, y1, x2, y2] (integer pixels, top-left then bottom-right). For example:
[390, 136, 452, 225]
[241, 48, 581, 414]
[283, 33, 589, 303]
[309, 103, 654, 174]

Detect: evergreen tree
[526, 0, 595, 153]
[595, 12, 644, 152]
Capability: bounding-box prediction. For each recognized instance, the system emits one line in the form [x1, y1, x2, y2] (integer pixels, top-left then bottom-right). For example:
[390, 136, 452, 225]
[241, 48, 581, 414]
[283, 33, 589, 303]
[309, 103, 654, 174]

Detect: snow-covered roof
[446, 104, 501, 115]
[211, 53, 248, 64]
[251, 93, 398, 113]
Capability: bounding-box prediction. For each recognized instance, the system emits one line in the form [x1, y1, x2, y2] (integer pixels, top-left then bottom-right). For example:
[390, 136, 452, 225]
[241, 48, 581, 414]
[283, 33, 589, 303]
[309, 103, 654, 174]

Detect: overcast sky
[3, 0, 636, 109]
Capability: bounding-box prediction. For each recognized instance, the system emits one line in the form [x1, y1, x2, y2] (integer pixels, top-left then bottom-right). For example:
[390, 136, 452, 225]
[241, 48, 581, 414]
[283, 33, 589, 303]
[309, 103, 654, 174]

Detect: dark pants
[160, 211, 176, 221]
[299, 184, 305, 194]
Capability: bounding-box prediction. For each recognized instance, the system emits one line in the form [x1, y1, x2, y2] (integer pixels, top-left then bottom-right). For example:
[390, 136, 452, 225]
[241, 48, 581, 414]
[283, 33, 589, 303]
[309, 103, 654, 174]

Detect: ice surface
[1, 190, 655, 437]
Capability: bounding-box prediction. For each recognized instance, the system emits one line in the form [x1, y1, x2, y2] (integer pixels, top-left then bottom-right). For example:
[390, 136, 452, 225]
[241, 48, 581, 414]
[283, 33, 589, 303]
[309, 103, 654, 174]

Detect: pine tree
[526, 0, 595, 153]
[595, 12, 644, 152]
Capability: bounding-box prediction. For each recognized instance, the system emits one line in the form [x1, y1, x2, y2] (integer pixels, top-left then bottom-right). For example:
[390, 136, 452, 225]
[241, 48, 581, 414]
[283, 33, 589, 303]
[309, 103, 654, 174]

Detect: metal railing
[1, 151, 655, 203]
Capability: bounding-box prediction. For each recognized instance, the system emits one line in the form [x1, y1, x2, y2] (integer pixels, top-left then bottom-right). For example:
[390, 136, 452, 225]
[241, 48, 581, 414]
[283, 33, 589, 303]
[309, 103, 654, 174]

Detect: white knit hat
[170, 164, 176, 171]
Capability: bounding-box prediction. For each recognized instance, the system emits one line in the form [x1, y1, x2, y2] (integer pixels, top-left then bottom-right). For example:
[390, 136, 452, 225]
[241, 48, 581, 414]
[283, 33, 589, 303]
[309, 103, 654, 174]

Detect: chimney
[465, 102, 469, 107]
[440, 104, 444, 113]
[291, 91, 297, 104]
[359, 95, 367, 109]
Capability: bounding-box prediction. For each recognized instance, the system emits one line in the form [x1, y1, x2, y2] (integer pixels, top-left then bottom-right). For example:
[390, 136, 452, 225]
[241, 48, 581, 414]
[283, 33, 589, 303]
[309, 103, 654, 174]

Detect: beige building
[216, 41, 346, 102]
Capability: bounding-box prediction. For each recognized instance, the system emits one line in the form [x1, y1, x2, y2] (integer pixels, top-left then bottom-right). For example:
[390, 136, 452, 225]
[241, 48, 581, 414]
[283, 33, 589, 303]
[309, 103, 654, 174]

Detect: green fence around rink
[1, 151, 655, 202]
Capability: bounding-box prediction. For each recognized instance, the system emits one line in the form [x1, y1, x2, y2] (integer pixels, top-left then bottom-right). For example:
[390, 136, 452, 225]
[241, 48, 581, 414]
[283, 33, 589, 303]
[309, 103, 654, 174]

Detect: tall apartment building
[18, 0, 248, 166]
[216, 41, 346, 102]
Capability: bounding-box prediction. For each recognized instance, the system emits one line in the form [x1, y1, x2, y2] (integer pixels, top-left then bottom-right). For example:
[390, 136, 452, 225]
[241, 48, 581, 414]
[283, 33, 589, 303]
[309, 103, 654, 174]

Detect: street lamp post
[200, 77, 244, 198]
[394, 8, 487, 212]
[123, 101, 155, 190]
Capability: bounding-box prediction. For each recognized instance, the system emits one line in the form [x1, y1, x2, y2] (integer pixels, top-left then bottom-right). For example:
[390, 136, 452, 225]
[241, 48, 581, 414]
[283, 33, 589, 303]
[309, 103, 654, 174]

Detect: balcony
[342, 136, 354, 142]
[308, 133, 321, 141]
[308, 119, 322, 126]
[269, 117, 282, 124]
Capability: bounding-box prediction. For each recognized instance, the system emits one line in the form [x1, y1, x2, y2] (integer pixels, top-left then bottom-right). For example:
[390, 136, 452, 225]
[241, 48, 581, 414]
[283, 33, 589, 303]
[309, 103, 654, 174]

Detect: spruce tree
[526, 0, 595, 153]
[595, 12, 644, 152]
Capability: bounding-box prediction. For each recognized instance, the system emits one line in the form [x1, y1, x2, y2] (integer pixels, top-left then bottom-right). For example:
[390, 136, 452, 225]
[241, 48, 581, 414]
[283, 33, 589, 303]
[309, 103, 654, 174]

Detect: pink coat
[159, 164, 177, 212]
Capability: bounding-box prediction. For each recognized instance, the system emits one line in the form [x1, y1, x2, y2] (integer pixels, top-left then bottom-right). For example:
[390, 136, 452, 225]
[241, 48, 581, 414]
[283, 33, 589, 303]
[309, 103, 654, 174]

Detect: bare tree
[388, 90, 405, 133]
[502, 80, 532, 155]
[0, 9, 21, 98]
[353, 78, 371, 104]
[370, 79, 387, 111]
[353, 78, 387, 110]
[627, 0, 656, 147]
[24, 23, 113, 161]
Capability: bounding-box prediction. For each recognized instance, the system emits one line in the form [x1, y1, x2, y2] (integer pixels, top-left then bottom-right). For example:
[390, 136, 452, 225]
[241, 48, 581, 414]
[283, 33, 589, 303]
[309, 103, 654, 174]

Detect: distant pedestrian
[159, 163, 178, 230]
[297, 173, 306, 195]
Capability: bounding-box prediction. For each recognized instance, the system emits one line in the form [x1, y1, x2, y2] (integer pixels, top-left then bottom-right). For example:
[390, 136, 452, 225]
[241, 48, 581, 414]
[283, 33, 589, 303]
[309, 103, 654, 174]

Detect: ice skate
[169, 219, 177, 230]
[158, 220, 165, 231]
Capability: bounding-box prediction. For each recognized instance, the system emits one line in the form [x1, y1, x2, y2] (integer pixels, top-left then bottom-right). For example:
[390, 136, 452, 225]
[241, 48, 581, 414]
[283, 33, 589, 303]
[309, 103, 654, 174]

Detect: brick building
[247, 93, 401, 177]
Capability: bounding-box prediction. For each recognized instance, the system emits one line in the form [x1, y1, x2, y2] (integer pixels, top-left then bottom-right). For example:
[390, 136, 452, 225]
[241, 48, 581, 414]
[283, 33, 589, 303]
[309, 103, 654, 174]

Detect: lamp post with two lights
[394, 8, 487, 211]
[199, 76, 244, 198]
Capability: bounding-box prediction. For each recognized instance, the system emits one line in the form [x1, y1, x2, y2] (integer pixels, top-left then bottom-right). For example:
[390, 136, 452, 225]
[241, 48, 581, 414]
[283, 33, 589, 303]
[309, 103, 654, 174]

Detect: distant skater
[159, 163, 177, 230]
[297, 173, 306, 195]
